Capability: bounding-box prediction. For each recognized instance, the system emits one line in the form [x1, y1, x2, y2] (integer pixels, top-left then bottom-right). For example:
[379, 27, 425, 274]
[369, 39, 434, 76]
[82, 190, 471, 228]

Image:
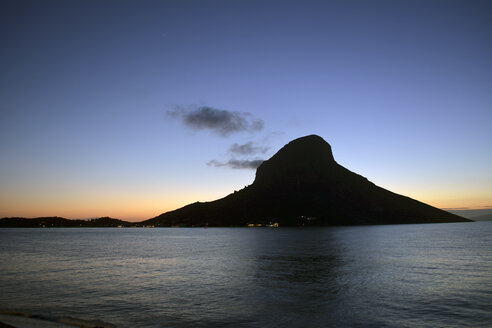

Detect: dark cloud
[207, 159, 264, 170]
[167, 106, 264, 136]
[229, 142, 269, 155]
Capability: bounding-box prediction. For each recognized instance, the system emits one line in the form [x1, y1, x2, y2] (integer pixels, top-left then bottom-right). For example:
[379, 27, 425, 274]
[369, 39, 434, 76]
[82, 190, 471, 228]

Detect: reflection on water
[0, 223, 491, 327]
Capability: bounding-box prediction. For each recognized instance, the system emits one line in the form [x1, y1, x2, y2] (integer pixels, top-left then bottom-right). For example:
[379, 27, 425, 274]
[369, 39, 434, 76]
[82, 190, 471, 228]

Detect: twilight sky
[1, 0, 491, 220]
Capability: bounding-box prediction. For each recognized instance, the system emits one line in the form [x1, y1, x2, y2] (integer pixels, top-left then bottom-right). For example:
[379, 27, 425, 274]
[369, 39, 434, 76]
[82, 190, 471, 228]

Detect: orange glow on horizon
[0, 189, 233, 222]
[1, 180, 489, 222]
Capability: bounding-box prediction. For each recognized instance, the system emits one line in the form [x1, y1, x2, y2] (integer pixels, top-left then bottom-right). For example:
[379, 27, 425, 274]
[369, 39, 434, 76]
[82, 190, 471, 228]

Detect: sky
[1, 0, 491, 221]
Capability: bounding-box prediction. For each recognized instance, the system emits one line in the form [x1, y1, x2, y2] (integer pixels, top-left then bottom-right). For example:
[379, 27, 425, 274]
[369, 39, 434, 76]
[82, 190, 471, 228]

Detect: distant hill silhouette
[0, 216, 134, 228]
[447, 208, 492, 219]
[145, 135, 470, 226]
[470, 214, 492, 221]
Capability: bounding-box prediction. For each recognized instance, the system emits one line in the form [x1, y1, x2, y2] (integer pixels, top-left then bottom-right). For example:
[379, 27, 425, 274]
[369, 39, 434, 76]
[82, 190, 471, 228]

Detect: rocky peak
[253, 135, 337, 186]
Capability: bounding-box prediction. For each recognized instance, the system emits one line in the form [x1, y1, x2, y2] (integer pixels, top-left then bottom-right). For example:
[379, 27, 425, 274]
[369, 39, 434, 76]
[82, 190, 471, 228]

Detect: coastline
[0, 312, 114, 328]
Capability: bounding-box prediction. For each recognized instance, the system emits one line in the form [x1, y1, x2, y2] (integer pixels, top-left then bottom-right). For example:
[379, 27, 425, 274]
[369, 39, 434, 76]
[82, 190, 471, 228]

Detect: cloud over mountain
[207, 159, 264, 170]
[167, 106, 263, 136]
[228, 142, 269, 155]
[207, 141, 268, 170]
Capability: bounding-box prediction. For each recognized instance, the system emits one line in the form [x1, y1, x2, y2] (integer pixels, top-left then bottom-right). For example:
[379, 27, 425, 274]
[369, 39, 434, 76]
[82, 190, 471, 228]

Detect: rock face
[146, 135, 470, 226]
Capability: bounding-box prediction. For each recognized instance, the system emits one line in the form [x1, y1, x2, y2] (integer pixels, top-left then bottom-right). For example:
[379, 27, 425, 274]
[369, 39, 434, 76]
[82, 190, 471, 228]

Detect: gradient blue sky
[1, 0, 491, 220]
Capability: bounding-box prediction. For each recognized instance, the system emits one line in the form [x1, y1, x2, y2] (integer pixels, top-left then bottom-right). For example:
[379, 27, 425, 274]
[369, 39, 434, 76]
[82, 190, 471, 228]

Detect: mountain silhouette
[146, 135, 470, 226]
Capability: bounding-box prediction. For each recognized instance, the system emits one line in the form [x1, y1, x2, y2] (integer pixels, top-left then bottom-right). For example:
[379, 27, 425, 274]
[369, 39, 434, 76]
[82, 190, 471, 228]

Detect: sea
[1, 222, 491, 328]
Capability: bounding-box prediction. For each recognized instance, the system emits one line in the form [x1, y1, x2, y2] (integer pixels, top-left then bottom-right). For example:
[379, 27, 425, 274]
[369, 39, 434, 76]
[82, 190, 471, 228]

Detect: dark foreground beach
[0, 311, 114, 328]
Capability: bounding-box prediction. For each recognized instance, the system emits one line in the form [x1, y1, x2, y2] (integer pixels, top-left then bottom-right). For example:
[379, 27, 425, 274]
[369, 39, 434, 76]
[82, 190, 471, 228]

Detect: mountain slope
[146, 135, 470, 226]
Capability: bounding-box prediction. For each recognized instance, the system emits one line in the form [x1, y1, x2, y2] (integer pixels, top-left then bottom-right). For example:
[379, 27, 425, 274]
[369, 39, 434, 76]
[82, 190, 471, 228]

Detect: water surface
[1, 222, 491, 327]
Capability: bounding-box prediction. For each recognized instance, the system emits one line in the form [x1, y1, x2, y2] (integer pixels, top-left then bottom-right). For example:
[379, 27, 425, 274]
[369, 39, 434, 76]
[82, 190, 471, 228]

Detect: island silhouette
[1, 135, 470, 227]
[144, 135, 469, 226]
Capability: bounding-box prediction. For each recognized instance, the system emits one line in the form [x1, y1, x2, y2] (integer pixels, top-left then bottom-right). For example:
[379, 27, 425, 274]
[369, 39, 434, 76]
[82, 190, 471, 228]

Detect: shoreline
[0, 311, 115, 328]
